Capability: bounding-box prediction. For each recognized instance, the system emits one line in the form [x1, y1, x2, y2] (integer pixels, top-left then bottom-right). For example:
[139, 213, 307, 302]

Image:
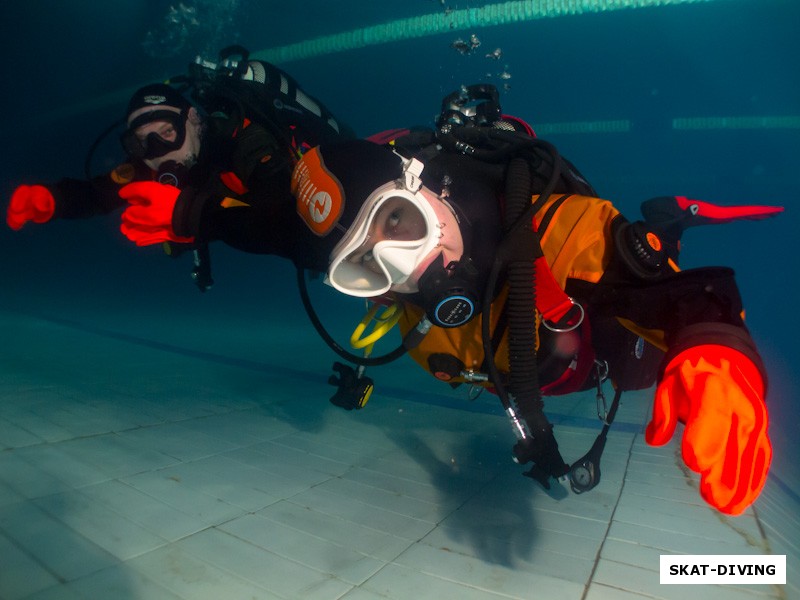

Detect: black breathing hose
[477, 139, 572, 476]
[296, 268, 413, 367]
[502, 157, 546, 428]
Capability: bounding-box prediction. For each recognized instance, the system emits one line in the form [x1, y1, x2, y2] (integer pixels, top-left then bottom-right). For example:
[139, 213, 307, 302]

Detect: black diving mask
[120, 107, 189, 160]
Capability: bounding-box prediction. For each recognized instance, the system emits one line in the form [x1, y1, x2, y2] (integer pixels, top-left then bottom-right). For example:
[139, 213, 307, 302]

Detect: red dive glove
[646, 345, 771, 515]
[6, 185, 56, 230]
[119, 181, 194, 246]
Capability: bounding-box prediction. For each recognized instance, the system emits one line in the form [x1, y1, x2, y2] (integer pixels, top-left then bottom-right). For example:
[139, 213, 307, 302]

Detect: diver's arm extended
[7, 167, 139, 229]
[646, 323, 770, 516]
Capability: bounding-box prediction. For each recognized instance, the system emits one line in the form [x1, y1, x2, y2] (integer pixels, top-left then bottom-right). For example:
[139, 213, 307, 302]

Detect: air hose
[503, 157, 543, 423]
[297, 268, 430, 367]
[481, 149, 570, 484]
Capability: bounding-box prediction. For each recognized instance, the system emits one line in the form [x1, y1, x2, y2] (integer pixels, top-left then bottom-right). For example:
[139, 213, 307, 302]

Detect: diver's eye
[385, 209, 402, 237]
[160, 125, 177, 141]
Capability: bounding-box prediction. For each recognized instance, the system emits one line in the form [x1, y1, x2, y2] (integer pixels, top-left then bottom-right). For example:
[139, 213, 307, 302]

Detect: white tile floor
[0, 309, 796, 600]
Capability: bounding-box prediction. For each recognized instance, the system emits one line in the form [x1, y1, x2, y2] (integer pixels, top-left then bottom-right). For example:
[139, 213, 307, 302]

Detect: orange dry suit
[395, 189, 773, 516]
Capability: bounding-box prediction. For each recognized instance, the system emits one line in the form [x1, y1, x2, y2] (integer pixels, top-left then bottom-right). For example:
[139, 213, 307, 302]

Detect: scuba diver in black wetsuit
[6, 46, 354, 290]
[286, 84, 783, 516]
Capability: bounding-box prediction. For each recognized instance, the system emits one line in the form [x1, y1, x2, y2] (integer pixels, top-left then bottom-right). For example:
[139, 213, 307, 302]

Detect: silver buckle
[542, 298, 584, 333]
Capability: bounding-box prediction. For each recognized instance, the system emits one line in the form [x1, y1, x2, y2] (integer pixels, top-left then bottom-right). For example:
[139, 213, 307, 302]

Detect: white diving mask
[326, 157, 441, 297]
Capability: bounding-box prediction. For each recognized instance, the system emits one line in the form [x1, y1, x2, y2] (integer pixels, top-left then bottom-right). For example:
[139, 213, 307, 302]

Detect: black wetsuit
[42, 60, 354, 272]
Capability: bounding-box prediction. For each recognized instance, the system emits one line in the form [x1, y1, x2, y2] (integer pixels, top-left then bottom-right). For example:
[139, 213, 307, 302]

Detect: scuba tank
[184, 45, 353, 156]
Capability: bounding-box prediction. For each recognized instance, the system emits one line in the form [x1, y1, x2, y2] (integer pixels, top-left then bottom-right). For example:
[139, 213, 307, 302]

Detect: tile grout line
[0, 524, 70, 588]
[751, 505, 789, 600]
[579, 428, 638, 600]
[350, 469, 512, 598]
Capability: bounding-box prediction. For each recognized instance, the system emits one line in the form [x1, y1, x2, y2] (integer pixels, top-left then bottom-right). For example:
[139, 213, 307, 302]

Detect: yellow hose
[350, 302, 403, 352]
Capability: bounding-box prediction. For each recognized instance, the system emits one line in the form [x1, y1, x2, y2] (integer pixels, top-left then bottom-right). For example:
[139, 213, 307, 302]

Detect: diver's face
[347, 187, 464, 295]
[347, 196, 429, 276]
[127, 106, 203, 171]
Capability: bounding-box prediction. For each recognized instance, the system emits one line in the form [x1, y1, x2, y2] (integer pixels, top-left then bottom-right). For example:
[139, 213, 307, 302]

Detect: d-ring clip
[543, 298, 584, 333]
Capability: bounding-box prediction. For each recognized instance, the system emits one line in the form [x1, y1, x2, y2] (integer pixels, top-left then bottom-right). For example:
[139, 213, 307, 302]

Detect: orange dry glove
[6, 185, 56, 230]
[119, 181, 194, 246]
[646, 344, 771, 515]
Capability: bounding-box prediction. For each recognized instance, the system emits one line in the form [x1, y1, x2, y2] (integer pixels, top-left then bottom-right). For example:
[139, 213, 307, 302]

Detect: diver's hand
[6, 185, 55, 230]
[119, 181, 194, 246]
[645, 345, 771, 515]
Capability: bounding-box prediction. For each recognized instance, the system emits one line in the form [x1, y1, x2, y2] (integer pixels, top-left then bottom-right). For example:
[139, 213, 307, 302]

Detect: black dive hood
[401, 152, 506, 328]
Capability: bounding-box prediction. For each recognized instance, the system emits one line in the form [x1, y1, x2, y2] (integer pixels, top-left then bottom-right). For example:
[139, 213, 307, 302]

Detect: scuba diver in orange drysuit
[99, 77, 781, 516]
[290, 84, 782, 516]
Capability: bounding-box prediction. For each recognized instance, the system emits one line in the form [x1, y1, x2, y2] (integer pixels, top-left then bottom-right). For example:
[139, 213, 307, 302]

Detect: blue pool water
[5, 0, 797, 482]
[0, 7, 797, 596]
[0, 2, 798, 598]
